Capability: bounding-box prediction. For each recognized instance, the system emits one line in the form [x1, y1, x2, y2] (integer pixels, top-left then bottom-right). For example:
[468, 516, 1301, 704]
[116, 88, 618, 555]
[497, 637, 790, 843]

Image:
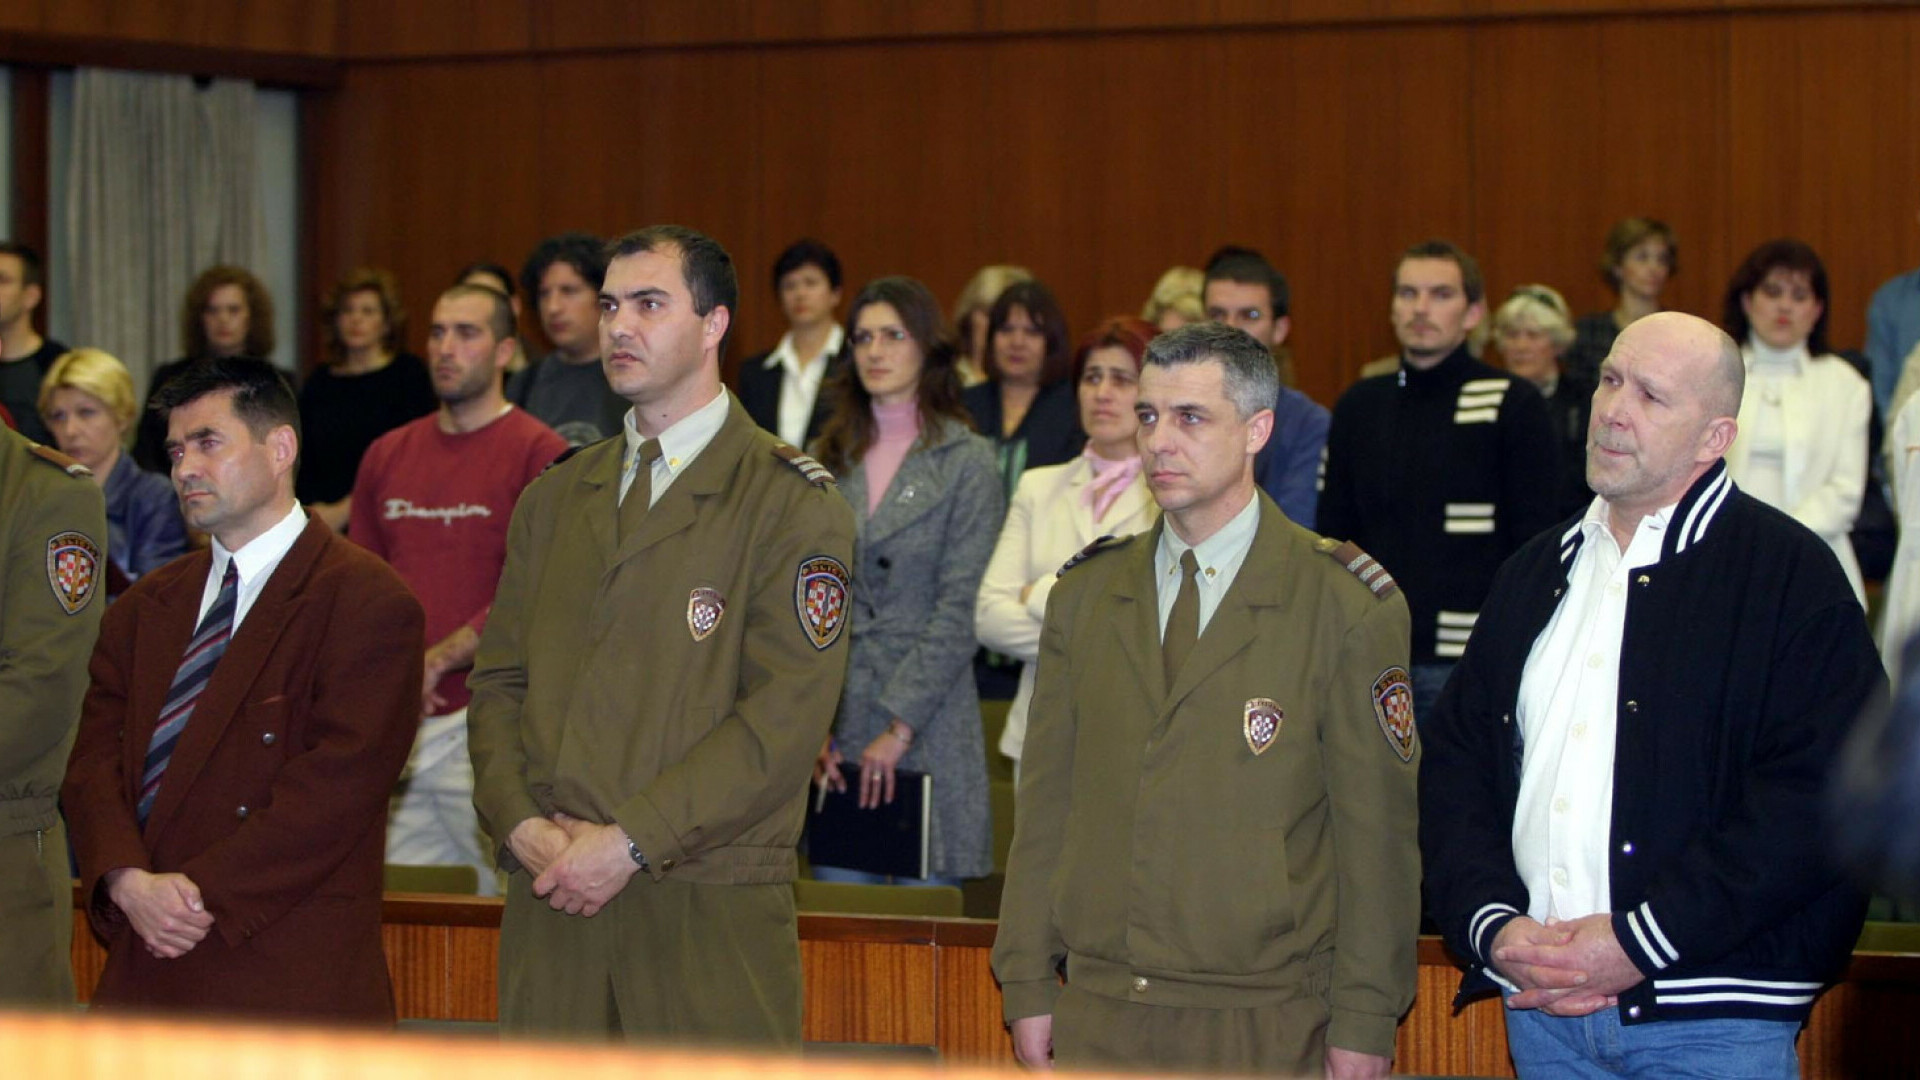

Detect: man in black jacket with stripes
[1420, 312, 1882, 1077]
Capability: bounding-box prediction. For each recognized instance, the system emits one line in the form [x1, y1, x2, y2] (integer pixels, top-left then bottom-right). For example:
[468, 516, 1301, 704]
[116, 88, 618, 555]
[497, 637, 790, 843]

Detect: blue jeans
[810, 865, 963, 888]
[1505, 1003, 1800, 1078]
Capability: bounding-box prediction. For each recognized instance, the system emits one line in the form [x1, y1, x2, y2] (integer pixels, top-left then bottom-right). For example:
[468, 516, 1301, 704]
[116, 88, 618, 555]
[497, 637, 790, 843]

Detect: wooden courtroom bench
[69, 890, 1920, 1076]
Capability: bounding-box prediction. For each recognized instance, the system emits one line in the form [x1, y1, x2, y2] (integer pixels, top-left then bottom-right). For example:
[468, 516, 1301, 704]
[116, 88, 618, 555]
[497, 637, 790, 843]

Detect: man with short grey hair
[1422, 312, 1880, 1077]
[994, 323, 1420, 1077]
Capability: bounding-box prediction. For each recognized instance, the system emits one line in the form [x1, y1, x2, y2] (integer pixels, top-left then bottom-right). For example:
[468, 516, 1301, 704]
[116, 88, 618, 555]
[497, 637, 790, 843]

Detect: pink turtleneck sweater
[865, 399, 921, 515]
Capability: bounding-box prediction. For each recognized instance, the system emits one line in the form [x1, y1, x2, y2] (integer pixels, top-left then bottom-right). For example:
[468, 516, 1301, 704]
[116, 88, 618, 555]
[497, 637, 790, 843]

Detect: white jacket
[973, 455, 1157, 761]
[1725, 346, 1869, 604]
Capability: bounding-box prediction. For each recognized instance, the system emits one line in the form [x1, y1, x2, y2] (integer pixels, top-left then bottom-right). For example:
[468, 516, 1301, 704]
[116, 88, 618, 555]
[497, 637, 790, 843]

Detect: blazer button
[877, 557, 891, 570]
[1131, 976, 1149, 993]
[1625, 701, 1639, 713]
[261, 732, 277, 746]
[235, 805, 250, 819]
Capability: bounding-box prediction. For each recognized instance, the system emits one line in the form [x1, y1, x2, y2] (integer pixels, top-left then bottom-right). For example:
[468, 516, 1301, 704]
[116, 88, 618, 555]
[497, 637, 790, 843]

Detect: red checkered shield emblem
[794, 556, 849, 650]
[687, 587, 726, 642]
[46, 531, 100, 615]
[1244, 698, 1283, 755]
[1372, 666, 1417, 763]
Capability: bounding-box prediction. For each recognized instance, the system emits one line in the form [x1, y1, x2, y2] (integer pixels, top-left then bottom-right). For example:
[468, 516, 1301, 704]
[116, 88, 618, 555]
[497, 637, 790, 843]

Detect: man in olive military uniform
[993, 323, 1420, 1077]
[468, 225, 854, 1044]
[1, 425, 106, 1004]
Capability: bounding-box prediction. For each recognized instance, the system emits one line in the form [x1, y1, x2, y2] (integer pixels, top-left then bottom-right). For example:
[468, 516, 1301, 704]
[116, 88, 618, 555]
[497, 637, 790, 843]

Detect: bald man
[1420, 313, 1883, 1078]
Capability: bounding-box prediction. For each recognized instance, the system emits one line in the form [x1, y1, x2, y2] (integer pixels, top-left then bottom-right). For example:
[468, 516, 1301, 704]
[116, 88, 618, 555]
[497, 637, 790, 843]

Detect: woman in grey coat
[811, 276, 1005, 884]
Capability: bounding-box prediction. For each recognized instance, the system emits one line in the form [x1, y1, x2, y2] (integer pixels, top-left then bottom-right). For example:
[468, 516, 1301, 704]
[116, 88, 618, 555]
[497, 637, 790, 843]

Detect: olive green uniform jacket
[0, 430, 106, 1004]
[469, 398, 855, 884]
[992, 497, 1420, 1059]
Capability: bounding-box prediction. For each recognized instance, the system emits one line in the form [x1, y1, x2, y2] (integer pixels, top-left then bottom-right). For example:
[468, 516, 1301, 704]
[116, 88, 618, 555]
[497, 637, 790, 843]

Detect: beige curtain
[64, 69, 263, 396]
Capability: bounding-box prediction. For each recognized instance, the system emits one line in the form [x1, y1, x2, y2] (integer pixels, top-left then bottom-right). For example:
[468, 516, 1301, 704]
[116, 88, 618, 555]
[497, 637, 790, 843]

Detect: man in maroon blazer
[63, 358, 423, 1022]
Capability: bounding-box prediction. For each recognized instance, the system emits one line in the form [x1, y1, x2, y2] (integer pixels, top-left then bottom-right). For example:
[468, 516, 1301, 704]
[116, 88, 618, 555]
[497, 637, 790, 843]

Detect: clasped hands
[1492, 913, 1645, 1016]
[508, 811, 641, 917]
[105, 867, 212, 959]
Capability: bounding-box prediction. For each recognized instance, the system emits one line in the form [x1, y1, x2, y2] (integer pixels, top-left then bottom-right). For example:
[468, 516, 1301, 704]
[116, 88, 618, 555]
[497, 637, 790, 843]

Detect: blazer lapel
[1108, 520, 1167, 705]
[571, 438, 625, 568]
[143, 518, 327, 841]
[1064, 457, 1096, 541]
[862, 429, 957, 548]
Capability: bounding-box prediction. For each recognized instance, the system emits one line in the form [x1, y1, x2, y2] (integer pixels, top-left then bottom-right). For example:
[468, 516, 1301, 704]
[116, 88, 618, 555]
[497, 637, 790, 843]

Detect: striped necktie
[138, 559, 241, 826]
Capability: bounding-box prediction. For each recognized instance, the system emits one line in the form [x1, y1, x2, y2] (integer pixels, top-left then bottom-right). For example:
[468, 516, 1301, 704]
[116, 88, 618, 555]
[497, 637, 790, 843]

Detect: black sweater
[1318, 346, 1561, 664]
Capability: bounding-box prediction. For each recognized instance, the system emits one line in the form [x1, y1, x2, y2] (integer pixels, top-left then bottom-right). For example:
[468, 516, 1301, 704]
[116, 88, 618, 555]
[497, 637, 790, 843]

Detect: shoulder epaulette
[1314, 536, 1399, 600]
[27, 442, 93, 479]
[1056, 534, 1132, 578]
[540, 443, 588, 474]
[772, 444, 835, 487]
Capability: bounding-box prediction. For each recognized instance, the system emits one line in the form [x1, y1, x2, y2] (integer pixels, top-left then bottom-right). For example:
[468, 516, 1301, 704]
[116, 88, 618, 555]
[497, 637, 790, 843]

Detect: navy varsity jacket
[1419, 461, 1882, 1025]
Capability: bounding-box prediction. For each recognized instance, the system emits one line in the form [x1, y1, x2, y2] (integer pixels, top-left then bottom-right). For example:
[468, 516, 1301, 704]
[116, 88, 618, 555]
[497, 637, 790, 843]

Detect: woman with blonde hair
[951, 265, 1033, 387]
[1491, 284, 1588, 516]
[297, 267, 436, 531]
[1140, 266, 1204, 332]
[39, 349, 186, 586]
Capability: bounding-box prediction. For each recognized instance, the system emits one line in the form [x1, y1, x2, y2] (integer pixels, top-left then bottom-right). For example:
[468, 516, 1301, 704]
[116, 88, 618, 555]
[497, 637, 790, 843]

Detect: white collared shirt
[199, 502, 308, 629]
[620, 386, 731, 507]
[1513, 495, 1673, 922]
[1153, 492, 1260, 639]
[764, 325, 844, 449]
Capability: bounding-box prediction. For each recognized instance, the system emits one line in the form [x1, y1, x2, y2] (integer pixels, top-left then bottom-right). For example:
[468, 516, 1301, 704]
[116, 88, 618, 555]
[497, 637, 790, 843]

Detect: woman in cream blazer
[976, 318, 1161, 767]
[1721, 239, 1869, 604]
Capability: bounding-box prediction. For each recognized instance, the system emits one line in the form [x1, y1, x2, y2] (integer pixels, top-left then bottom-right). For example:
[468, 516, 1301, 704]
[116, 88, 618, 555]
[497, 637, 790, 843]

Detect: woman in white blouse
[1722, 239, 1869, 603]
[975, 317, 1161, 768]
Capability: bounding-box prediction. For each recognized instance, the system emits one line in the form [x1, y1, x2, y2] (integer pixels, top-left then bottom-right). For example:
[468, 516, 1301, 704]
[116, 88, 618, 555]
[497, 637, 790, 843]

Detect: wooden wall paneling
[308, 58, 549, 360]
[977, 0, 1221, 35]
[1581, 14, 1733, 328]
[798, 940, 938, 1046]
[932, 941, 1015, 1063]
[337, 0, 532, 60]
[383, 924, 452, 1019]
[749, 38, 987, 365]
[531, 49, 764, 296]
[748, 2, 983, 45]
[535, 1, 761, 54]
[1726, 8, 1918, 352]
[1466, 17, 1611, 322]
[971, 35, 1112, 349]
[446, 925, 501, 1020]
[21, 0, 340, 57]
[7, 65, 50, 317]
[1214, 23, 1476, 403]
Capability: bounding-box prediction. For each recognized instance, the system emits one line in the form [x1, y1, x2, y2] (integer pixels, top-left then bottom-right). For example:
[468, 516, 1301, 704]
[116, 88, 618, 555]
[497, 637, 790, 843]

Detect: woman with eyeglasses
[809, 276, 1004, 886]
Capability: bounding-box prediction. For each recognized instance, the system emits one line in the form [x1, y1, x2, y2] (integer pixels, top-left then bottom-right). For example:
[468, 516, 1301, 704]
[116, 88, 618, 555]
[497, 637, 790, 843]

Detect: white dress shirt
[620, 387, 731, 507]
[200, 502, 309, 629]
[764, 325, 843, 449]
[1154, 491, 1260, 639]
[1513, 496, 1671, 922]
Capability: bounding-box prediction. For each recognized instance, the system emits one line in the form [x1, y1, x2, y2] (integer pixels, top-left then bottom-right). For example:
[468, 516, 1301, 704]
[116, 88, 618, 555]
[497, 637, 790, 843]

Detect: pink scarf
[1080, 446, 1143, 524]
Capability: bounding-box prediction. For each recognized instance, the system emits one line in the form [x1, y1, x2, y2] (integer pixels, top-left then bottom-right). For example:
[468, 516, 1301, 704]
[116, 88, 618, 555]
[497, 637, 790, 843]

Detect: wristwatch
[626, 838, 650, 872]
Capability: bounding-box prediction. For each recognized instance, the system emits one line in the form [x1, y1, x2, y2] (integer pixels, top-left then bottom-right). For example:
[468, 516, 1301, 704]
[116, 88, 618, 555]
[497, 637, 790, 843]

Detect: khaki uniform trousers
[0, 820, 74, 1006]
[499, 872, 801, 1045]
[1053, 961, 1333, 1076]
